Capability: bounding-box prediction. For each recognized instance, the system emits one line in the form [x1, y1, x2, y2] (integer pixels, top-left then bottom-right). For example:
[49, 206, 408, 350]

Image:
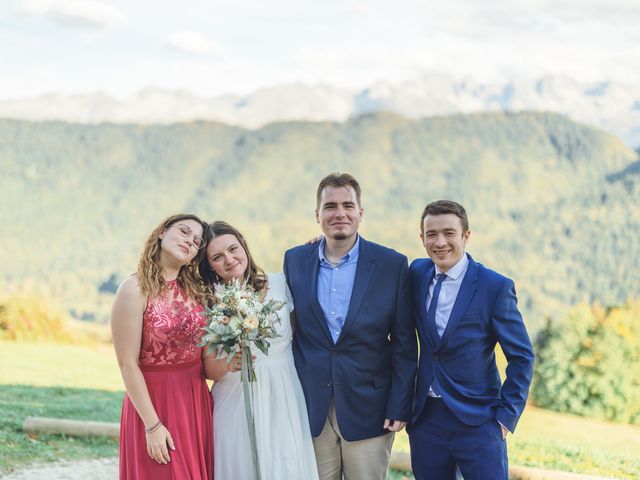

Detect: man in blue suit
[284, 173, 417, 480]
[408, 200, 534, 480]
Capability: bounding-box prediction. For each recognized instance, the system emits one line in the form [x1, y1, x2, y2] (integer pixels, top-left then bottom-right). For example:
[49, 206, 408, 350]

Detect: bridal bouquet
[199, 278, 284, 381]
[199, 279, 285, 480]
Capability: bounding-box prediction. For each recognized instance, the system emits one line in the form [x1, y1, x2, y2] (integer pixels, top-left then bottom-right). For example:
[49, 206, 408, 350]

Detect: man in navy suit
[408, 200, 534, 480]
[284, 173, 417, 480]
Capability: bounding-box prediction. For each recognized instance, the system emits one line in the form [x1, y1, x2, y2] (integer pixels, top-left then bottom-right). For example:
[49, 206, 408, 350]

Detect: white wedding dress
[212, 273, 319, 480]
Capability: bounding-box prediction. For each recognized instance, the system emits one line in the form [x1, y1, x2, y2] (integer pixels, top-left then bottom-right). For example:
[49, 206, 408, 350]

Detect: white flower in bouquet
[243, 315, 259, 330]
[229, 316, 243, 336]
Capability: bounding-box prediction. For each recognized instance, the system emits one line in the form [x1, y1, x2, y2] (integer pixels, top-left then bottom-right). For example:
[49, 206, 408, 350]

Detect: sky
[1, 0, 639, 99]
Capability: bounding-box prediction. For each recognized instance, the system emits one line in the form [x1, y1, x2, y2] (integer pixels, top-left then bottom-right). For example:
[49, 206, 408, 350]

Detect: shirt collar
[435, 252, 469, 280]
[319, 235, 361, 265]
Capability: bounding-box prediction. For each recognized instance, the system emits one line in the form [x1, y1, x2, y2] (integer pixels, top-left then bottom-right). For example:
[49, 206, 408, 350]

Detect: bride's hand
[305, 235, 324, 245]
[226, 352, 256, 373]
[226, 352, 243, 373]
[146, 423, 175, 464]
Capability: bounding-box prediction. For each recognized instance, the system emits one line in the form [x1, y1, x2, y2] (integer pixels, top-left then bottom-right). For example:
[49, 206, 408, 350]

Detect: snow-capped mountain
[1, 75, 639, 147]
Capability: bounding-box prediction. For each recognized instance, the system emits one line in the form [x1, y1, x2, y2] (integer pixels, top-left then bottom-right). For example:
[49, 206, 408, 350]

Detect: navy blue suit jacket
[284, 237, 417, 441]
[409, 254, 534, 432]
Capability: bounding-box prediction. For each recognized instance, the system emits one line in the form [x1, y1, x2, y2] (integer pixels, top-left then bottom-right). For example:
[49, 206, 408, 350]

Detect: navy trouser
[408, 398, 508, 480]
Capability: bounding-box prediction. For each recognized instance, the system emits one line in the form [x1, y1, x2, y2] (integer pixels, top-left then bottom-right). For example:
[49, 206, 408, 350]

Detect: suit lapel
[416, 262, 440, 351]
[337, 238, 375, 343]
[437, 254, 478, 351]
[305, 244, 334, 343]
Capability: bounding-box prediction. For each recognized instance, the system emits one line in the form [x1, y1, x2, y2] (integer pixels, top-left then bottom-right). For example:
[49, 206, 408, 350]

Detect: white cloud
[5, 0, 640, 98]
[20, 0, 126, 28]
[167, 30, 224, 56]
[346, 2, 381, 17]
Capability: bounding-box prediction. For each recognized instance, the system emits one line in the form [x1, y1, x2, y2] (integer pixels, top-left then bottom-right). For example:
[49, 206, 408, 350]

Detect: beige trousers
[312, 400, 395, 480]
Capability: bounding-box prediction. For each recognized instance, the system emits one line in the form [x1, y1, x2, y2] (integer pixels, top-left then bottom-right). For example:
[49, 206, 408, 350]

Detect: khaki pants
[313, 400, 394, 480]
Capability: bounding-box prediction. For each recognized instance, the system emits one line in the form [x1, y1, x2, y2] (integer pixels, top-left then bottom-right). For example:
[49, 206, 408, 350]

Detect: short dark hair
[420, 200, 469, 233]
[316, 172, 362, 209]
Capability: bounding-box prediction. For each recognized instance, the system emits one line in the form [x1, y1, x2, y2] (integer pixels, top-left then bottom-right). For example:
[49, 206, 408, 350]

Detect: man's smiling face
[421, 213, 470, 273]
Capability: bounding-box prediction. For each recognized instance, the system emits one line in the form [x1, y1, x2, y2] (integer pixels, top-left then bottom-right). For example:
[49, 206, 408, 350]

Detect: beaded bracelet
[145, 421, 162, 434]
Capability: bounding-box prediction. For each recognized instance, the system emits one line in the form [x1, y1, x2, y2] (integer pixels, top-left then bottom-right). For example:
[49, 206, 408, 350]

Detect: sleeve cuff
[497, 420, 511, 433]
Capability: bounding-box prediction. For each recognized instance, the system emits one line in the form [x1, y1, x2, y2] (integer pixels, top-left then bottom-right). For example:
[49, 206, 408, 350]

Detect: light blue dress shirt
[317, 236, 360, 343]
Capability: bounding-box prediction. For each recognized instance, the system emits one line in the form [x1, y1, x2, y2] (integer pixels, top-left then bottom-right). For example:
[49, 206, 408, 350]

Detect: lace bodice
[139, 279, 206, 366]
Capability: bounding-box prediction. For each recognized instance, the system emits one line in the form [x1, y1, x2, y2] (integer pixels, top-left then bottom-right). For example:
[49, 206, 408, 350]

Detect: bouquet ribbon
[241, 344, 260, 480]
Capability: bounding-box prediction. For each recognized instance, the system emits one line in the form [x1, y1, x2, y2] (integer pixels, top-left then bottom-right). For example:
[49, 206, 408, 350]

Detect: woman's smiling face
[206, 234, 249, 283]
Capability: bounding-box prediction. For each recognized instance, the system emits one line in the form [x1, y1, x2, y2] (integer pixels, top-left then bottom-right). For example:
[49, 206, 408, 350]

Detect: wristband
[145, 421, 162, 434]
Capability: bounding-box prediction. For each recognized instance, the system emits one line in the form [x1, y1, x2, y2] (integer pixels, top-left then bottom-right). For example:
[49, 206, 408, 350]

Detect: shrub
[533, 300, 640, 424]
[0, 295, 73, 342]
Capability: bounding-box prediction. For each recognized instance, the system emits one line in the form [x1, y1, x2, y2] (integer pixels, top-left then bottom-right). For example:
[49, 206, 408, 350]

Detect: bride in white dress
[200, 221, 319, 480]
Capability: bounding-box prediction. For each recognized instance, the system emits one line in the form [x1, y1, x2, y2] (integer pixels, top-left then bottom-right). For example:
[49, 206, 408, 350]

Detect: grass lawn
[0, 384, 122, 472]
[0, 340, 123, 391]
[0, 340, 124, 473]
[2, 340, 639, 479]
[507, 406, 640, 478]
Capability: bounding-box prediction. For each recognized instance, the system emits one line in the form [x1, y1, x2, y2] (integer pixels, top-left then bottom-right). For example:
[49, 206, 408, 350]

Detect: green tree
[533, 300, 640, 424]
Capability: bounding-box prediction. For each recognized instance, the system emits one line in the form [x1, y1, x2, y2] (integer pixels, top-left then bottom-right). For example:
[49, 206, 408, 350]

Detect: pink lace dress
[119, 279, 213, 480]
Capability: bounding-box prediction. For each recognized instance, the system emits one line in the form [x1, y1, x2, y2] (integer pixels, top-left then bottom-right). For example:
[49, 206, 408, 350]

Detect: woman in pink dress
[111, 213, 213, 480]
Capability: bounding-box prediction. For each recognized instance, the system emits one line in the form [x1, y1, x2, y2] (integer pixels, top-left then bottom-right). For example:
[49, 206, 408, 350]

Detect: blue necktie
[428, 273, 446, 396]
[427, 273, 446, 338]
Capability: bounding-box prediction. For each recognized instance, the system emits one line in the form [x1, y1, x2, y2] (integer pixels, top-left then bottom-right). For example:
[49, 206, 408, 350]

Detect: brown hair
[316, 172, 362, 209]
[420, 200, 469, 233]
[136, 213, 208, 303]
[199, 221, 267, 293]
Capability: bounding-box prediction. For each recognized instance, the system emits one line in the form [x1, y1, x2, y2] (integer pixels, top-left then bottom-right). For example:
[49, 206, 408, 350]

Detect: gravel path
[1, 458, 619, 480]
[1, 458, 117, 480]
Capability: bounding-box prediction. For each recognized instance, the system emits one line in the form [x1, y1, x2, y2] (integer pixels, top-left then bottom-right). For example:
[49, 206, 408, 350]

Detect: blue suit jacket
[409, 254, 534, 432]
[284, 237, 417, 441]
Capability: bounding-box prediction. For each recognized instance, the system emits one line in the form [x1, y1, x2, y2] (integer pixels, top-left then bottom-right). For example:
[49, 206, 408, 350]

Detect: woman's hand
[305, 235, 324, 245]
[146, 423, 175, 464]
[226, 351, 244, 373]
[226, 351, 257, 373]
[204, 351, 256, 380]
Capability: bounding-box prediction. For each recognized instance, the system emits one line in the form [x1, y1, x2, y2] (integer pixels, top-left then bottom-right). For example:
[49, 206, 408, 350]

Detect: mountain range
[1, 111, 638, 331]
[1, 75, 639, 148]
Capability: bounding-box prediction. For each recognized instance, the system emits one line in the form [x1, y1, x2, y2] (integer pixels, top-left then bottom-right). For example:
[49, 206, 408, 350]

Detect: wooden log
[23, 416, 119, 438]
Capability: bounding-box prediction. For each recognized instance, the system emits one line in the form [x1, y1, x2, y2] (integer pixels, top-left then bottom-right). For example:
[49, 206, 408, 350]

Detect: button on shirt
[318, 236, 360, 343]
[427, 253, 469, 396]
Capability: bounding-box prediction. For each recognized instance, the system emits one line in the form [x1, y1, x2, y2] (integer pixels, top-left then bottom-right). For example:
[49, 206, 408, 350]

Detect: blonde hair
[137, 214, 208, 303]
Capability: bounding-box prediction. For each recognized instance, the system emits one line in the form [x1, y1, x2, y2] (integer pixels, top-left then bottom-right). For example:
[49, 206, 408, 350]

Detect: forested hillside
[1, 112, 638, 329]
